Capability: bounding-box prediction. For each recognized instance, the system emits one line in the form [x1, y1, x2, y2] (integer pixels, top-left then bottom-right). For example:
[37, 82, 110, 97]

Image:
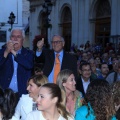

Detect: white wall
[22, 0, 30, 26]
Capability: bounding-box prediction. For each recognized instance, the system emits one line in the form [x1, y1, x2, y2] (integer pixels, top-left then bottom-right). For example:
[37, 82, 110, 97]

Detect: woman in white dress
[14, 74, 48, 120]
[26, 83, 74, 120]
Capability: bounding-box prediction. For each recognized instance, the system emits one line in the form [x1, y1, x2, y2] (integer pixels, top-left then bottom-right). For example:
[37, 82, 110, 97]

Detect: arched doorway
[60, 6, 72, 52]
[95, 0, 111, 47]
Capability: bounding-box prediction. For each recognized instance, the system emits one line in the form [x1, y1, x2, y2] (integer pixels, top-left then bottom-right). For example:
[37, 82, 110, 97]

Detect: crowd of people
[0, 28, 119, 120]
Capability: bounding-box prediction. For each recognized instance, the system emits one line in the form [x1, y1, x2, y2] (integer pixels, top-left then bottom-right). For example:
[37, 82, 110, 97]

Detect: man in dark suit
[0, 28, 34, 96]
[76, 62, 92, 96]
[42, 35, 77, 83]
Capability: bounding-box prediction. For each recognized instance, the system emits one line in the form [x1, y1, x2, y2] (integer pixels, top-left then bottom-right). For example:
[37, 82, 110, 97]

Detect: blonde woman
[14, 74, 48, 120]
[57, 69, 83, 116]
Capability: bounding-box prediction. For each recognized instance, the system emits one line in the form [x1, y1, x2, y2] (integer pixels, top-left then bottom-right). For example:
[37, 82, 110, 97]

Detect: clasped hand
[5, 40, 18, 55]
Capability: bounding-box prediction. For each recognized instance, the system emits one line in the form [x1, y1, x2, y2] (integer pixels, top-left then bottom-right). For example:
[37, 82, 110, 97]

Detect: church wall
[29, 0, 120, 50]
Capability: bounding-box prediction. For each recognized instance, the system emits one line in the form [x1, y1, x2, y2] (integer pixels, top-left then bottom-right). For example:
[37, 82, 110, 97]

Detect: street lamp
[42, 0, 52, 48]
[8, 12, 16, 31]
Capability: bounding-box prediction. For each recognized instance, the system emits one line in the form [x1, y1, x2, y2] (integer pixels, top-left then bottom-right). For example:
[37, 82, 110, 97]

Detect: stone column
[71, 0, 79, 45]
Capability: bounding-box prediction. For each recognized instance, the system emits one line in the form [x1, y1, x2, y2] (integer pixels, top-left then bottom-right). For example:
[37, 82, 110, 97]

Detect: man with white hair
[42, 35, 77, 83]
[0, 28, 34, 96]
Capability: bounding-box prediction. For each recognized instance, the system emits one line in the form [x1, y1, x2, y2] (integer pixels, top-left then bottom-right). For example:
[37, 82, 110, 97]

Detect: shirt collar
[81, 77, 90, 83]
[54, 50, 63, 57]
[17, 48, 22, 54]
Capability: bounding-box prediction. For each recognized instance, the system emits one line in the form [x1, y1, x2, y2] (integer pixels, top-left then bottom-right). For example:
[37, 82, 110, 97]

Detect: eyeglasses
[96, 58, 100, 60]
[113, 62, 118, 65]
[11, 35, 22, 39]
[51, 40, 63, 44]
[81, 69, 91, 72]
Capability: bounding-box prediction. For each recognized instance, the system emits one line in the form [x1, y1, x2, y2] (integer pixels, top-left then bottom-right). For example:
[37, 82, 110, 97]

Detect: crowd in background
[0, 28, 120, 120]
[27, 33, 120, 120]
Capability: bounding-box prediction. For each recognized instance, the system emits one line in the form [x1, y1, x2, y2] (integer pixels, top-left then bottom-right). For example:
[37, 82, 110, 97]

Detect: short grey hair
[10, 28, 25, 39]
[52, 34, 64, 42]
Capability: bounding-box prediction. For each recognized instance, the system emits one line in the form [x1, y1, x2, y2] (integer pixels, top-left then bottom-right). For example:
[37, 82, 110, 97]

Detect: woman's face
[36, 87, 56, 111]
[63, 74, 76, 92]
[37, 39, 44, 49]
[27, 79, 40, 101]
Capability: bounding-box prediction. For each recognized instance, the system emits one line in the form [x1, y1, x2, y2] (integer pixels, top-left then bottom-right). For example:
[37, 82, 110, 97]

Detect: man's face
[51, 36, 65, 53]
[87, 52, 92, 59]
[89, 59, 96, 68]
[101, 64, 109, 75]
[82, 53, 88, 61]
[10, 30, 24, 51]
[103, 53, 109, 60]
[81, 65, 91, 79]
[117, 63, 120, 73]
[112, 60, 119, 72]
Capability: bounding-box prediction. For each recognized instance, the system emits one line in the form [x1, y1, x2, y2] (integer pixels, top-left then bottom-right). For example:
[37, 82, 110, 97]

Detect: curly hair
[112, 81, 120, 108]
[85, 79, 115, 120]
[112, 81, 120, 120]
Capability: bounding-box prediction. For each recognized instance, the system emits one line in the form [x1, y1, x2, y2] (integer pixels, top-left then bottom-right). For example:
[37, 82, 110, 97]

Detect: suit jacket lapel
[79, 77, 85, 96]
[49, 50, 55, 67]
[61, 51, 65, 70]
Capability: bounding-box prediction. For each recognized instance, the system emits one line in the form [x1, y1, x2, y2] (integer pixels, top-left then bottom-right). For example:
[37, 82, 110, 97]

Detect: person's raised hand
[4, 40, 14, 58]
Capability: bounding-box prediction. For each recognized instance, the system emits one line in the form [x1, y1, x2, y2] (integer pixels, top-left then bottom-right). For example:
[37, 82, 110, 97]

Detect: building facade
[0, 0, 30, 48]
[29, 0, 120, 51]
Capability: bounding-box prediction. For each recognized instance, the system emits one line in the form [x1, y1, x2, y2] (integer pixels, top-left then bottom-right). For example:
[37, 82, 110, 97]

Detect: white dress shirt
[81, 77, 90, 93]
